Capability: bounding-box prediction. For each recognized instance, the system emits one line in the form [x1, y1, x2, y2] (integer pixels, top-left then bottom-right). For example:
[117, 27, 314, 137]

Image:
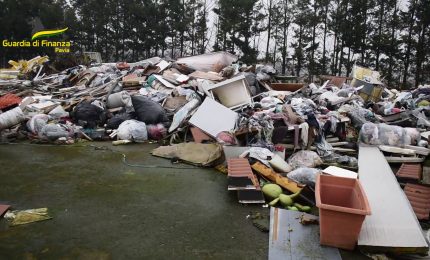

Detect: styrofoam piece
[189, 98, 237, 138]
[322, 166, 358, 179]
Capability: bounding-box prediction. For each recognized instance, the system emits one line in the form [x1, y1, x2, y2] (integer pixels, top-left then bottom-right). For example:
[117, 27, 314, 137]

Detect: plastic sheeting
[287, 167, 321, 186]
[176, 52, 237, 72]
[27, 114, 49, 134]
[359, 123, 420, 147]
[288, 150, 323, 169]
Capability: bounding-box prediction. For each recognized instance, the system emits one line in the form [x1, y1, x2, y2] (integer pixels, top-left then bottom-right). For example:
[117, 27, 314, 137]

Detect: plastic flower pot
[315, 174, 371, 250]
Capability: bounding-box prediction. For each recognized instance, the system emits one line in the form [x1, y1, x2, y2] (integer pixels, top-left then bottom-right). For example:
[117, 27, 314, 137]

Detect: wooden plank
[385, 156, 425, 163]
[357, 146, 428, 254]
[280, 144, 356, 153]
[328, 141, 349, 147]
[404, 145, 430, 156]
[379, 145, 416, 156]
[269, 207, 341, 260]
[252, 162, 304, 194]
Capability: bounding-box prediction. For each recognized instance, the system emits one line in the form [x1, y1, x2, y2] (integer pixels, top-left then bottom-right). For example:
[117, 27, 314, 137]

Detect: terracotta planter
[315, 174, 371, 250]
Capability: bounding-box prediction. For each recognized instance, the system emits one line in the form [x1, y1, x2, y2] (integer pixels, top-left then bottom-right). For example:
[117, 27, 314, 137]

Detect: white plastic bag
[117, 119, 147, 142]
[287, 167, 321, 186]
[288, 150, 323, 169]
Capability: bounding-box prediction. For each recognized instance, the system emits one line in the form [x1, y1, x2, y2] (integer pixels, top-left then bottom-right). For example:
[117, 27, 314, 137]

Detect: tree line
[0, 0, 428, 88]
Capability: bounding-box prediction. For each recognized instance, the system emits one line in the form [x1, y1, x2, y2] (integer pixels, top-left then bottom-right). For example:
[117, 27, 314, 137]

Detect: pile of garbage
[2, 52, 430, 255]
[0, 53, 429, 173]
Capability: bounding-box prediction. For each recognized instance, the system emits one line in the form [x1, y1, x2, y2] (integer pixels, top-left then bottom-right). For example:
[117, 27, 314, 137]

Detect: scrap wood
[251, 161, 304, 193]
[385, 156, 425, 163]
[280, 144, 357, 153]
[404, 145, 430, 156]
[379, 145, 416, 156]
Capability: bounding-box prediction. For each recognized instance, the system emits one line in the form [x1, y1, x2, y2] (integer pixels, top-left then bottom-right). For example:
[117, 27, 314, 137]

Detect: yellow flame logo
[31, 28, 68, 41]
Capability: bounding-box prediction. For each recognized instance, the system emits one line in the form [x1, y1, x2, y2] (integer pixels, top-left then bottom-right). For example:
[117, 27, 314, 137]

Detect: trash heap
[2, 52, 430, 255]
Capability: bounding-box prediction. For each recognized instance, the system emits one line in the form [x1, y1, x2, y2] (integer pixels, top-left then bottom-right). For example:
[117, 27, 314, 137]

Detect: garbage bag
[131, 95, 168, 124]
[39, 124, 71, 140]
[269, 154, 293, 173]
[48, 105, 69, 119]
[0, 107, 26, 130]
[287, 167, 320, 186]
[72, 101, 107, 128]
[27, 114, 49, 134]
[323, 153, 358, 168]
[106, 113, 132, 130]
[117, 119, 147, 142]
[288, 150, 323, 169]
[315, 138, 334, 158]
[107, 91, 133, 109]
[359, 122, 420, 146]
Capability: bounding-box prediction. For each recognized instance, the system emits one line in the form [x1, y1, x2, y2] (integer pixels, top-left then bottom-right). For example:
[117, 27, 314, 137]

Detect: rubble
[2, 53, 430, 255]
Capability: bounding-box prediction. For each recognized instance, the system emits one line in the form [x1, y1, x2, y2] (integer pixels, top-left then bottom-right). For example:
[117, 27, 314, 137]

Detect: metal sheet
[269, 207, 341, 260]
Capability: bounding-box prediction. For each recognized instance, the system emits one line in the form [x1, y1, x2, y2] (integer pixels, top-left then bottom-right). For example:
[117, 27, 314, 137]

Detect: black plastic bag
[106, 113, 133, 129]
[131, 95, 168, 124]
[72, 101, 107, 128]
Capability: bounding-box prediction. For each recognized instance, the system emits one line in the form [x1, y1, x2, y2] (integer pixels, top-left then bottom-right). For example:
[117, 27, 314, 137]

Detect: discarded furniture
[205, 75, 252, 109]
